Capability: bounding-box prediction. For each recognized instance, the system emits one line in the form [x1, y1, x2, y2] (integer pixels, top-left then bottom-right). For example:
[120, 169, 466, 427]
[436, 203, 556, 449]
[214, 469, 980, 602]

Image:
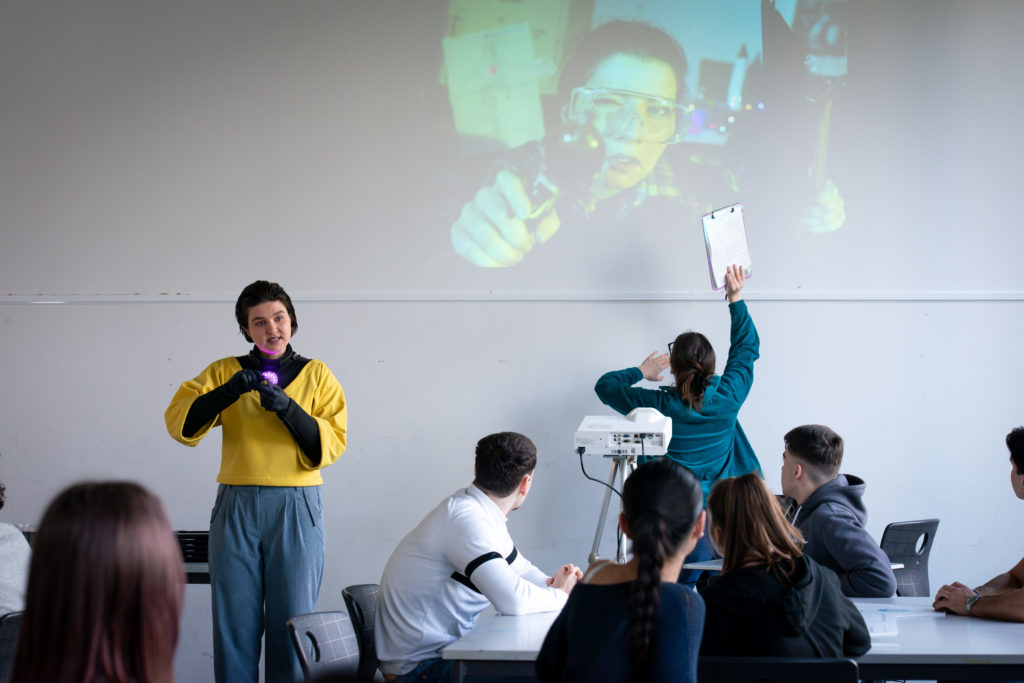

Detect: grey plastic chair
[880, 518, 939, 597]
[698, 656, 859, 683]
[342, 583, 380, 682]
[0, 611, 22, 683]
[288, 610, 360, 682]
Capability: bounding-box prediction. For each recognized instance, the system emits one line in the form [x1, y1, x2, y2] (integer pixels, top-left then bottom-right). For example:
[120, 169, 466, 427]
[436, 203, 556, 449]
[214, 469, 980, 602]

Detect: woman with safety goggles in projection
[450, 20, 693, 270]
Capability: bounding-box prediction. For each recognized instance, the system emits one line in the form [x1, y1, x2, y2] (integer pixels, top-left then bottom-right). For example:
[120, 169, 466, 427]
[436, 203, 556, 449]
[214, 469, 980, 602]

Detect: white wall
[2, 296, 1023, 680]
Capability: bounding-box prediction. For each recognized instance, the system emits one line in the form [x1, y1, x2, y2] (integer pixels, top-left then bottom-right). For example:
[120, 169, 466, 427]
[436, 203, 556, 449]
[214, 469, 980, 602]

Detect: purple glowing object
[261, 370, 279, 385]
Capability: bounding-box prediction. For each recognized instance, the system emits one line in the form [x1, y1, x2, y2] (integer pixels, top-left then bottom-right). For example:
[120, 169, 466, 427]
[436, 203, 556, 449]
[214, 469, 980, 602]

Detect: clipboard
[702, 203, 752, 290]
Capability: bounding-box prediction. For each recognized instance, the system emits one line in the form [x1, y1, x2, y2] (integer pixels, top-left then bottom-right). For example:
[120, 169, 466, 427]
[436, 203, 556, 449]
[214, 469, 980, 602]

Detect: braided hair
[670, 331, 716, 414]
[622, 459, 702, 681]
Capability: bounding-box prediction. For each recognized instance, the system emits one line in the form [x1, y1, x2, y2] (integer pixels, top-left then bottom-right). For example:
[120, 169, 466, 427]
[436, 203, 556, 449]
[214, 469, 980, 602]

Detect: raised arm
[717, 265, 760, 404]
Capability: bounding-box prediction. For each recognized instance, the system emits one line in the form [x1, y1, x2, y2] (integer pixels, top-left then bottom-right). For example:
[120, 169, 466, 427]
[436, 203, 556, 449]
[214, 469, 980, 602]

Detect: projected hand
[639, 351, 670, 381]
[799, 179, 846, 233]
[450, 170, 561, 267]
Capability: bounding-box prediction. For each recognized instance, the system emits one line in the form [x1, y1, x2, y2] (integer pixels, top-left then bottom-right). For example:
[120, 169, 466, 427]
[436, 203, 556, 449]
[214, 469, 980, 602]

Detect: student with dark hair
[536, 459, 706, 683]
[12, 481, 183, 683]
[700, 473, 870, 658]
[377, 432, 582, 683]
[595, 264, 760, 580]
[782, 424, 896, 597]
[933, 426, 1024, 621]
[0, 478, 30, 616]
[165, 279, 348, 683]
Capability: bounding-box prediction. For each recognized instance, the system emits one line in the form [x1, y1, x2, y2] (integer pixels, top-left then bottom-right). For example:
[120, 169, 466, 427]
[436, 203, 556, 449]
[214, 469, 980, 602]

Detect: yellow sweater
[165, 356, 347, 486]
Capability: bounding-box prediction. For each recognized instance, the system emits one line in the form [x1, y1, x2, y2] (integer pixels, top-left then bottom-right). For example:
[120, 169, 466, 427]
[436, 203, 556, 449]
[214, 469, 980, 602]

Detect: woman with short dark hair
[13, 481, 182, 683]
[165, 279, 348, 683]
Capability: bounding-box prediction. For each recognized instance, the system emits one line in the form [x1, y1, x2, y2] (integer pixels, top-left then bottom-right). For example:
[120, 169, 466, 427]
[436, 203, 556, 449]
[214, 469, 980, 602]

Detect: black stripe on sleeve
[450, 549, 520, 593]
[465, 552, 502, 578]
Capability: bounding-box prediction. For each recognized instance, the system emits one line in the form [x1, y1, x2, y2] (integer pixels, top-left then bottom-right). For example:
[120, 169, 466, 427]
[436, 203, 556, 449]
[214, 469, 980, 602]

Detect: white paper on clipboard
[702, 203, 752, 290]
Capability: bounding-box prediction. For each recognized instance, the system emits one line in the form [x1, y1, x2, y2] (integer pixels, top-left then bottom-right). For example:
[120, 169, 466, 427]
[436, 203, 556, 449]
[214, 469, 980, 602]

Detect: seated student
[13, 481, 184, 683]
[933, 426, 1024, 621]
[376, 432, 582, 683]
[535, 459, 706, 683]
[0, 478, 30, 615]
[700, 473, 870, 657]
[782, 424, 897, 597]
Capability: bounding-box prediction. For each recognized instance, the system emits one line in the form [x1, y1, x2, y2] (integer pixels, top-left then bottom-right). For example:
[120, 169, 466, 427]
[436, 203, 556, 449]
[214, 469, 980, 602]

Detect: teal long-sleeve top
[595, 300, 762, 499]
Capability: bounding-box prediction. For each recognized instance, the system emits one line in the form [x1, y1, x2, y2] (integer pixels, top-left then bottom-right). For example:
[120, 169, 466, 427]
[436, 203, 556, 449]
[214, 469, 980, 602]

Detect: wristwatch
[965, 592, 982, 617]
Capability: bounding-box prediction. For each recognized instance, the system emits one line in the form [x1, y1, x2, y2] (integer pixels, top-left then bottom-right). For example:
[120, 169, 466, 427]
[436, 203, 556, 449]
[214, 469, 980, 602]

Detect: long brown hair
[13, 482, 184, 683]
[707, 473, 803, 582]
[622, 460, 702, 682]
[670, 332, 715, 413]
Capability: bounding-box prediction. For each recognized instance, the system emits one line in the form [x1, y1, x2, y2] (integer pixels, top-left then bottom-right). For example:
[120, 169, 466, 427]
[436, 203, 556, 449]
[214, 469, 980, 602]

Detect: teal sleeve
[595, 367, 665, 416]
[717, 300, 759, 404]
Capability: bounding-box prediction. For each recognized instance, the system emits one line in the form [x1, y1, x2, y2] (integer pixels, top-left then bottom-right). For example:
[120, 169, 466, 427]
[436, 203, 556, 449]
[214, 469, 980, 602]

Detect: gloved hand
[257, 382, 291, 413]
[225, 369, 260, 399]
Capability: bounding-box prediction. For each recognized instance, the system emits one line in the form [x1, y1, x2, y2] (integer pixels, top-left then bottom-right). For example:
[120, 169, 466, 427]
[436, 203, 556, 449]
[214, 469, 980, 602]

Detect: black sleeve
[182, 385, 237, 438]
[842, 596, 872, 656]
[535, 609, 569, 683]
[277, 400, 322, 466]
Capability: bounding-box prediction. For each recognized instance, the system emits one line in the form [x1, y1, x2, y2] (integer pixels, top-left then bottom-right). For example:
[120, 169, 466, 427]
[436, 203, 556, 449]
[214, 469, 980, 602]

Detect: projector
[574, 408, 672, 456]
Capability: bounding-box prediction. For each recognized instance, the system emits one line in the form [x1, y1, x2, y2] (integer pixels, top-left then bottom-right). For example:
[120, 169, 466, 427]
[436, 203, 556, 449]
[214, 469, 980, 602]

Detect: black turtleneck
[182, 345, 322, 465]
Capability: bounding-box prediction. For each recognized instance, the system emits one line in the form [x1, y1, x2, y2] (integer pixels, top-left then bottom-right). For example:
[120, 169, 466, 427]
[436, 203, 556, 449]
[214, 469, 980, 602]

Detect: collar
[465, 483, 509, 523]
[586, 156, 684, 221]
[247, 344, 297, 368]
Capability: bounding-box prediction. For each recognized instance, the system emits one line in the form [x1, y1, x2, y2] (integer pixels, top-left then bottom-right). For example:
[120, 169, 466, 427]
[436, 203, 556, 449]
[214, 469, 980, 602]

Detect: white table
[681, 558, 905, 571]
[442, 596, 1024, 681]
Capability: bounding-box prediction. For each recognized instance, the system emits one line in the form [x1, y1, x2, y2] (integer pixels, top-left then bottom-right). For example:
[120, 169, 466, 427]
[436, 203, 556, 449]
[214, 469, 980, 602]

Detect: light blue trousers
[209, 485, 325, 683]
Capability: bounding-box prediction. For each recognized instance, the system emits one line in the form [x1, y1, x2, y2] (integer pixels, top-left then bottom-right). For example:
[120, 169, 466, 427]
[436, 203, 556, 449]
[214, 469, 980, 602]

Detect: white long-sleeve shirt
[375, 484, 567, 676]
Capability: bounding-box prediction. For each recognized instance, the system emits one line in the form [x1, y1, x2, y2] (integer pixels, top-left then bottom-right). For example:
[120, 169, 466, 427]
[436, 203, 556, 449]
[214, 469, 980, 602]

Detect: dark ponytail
[622, 460, 702, 681]
[670, 332, 715, 413]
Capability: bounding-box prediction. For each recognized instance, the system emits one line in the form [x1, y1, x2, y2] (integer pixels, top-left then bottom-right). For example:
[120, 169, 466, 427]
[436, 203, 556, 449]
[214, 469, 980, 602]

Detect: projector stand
[588, 454, 637, 565]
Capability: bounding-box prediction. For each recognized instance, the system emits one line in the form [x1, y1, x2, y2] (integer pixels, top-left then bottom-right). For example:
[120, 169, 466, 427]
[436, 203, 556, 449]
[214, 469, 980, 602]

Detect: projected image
[439, 0, 848, 277]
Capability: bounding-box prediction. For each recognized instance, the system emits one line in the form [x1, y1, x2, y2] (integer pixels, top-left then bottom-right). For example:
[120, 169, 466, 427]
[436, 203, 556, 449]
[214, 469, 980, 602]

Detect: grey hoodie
[792, 473, 897, 598]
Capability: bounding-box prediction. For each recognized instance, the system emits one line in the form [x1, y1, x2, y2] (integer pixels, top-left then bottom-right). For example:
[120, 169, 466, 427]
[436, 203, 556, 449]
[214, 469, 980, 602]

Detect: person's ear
[793, 462, 805, 482]
[692, 510, 707, 540]
[619, 512, 632, 540]
[518, 472, 532, 496]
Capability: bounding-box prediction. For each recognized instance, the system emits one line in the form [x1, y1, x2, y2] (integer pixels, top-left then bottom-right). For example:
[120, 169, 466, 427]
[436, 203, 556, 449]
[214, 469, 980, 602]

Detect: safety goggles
[565, 87, 689, 144]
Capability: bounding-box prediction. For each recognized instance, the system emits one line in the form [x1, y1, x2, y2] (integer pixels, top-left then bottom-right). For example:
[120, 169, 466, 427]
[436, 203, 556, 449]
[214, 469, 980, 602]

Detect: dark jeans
[678, 515, 715, 587]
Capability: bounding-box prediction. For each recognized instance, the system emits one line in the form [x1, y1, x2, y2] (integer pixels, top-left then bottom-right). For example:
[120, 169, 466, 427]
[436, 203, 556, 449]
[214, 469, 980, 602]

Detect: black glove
[257, 382, 291, 413]
[225, 369, 261, 399]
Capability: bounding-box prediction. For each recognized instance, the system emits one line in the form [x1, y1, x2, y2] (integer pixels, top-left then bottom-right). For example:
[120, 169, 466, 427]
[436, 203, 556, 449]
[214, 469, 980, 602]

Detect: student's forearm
[971, 589, 1024, 622]
[976, 572, 1022, 595]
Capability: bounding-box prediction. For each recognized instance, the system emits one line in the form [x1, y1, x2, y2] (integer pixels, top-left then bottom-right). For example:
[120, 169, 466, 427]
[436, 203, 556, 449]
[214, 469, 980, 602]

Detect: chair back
[698, 656, 859, 683]
[342, 583, 380, 682]
[880, 518, 939, 597]
[288, 611, 360, 682]
[0, 611, 22, 683]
